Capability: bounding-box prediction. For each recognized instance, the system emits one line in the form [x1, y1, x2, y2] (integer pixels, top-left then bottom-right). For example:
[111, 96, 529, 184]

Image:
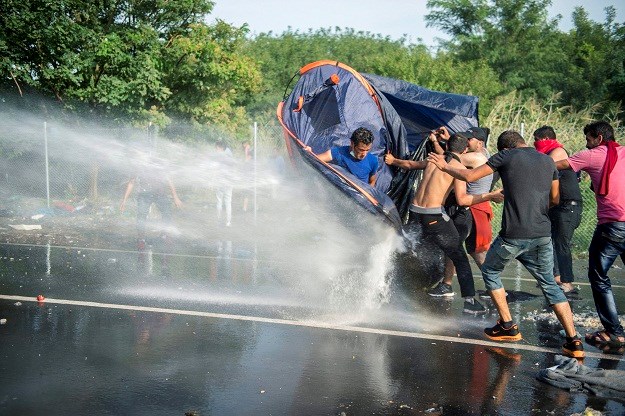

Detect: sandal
[598, 342, 625, 355]
[585, 331, 625, 347]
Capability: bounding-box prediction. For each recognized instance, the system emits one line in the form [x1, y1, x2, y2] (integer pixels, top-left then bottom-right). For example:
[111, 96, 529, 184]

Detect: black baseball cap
[460, 126, 489, 142]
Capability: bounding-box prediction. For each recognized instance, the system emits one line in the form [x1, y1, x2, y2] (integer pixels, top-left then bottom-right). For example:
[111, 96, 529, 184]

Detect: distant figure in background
[120, 151, 182, 249]
[533, 125, 582, 299]
[270, 146, 286, 199]
[215, 140, 234, 227]
[306, 127, 378, 186]
[242, 140, 252, 212]
[555, 121, 625, 351]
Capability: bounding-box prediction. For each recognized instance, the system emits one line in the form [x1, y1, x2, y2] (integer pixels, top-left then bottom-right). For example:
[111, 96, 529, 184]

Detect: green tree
[425, 0, 625, 114]
[0, 0, 262, 137]
[556, 6, 625, 109]
[426, 0, 566, 98]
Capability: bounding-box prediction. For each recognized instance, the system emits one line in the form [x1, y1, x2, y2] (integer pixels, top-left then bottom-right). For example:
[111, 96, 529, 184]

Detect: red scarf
[598, 140, 620, 196]
[534, 139, 563, 155]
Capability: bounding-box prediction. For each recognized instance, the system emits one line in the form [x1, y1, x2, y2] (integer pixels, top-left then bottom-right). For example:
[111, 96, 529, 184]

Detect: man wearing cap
[427, 126, 496, 298]
[386, 133, 503, 315]
[534, 126, 582, 298]
[428, 130, 585, 359]
[460, 127, 495, 267]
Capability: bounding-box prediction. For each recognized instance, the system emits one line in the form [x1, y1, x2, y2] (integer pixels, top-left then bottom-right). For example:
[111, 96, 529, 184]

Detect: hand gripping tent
[277, 60, 479, 231]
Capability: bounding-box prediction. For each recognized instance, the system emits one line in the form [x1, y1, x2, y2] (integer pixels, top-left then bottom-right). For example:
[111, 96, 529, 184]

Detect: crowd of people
[307, 121, 625, 359]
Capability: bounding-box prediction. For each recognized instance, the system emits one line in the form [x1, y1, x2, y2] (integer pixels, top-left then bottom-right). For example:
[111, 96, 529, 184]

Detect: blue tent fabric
[278, 61, 479, 229]
[363, 73, 479, 152]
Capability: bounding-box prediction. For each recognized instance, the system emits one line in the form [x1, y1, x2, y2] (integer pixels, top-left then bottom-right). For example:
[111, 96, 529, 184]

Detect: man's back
[487, 147, 557, 239]
[568, 145, 625, 223]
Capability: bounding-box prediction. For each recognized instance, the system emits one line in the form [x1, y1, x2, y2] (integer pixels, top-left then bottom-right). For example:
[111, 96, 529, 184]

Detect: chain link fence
[0, 119, 285, 215]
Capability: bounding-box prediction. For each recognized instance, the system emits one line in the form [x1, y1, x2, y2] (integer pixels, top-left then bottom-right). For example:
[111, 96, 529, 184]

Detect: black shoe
[484, 320, 522, 341]
[463, 298, 487, 315]
[562, 287, 581, 300]
[562, 337, 585, 359]
[427, 282, 455, 297]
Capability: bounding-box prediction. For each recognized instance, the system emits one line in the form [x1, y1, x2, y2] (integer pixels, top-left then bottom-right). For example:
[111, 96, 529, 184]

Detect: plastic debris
[36, 294, 45, 302]
[31, 214, 45, 220]
[9, 224, 42, 230]
[0, 318, 7, 325]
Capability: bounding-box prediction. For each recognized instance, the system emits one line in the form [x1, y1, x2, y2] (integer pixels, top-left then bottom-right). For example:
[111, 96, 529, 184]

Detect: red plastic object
[36, 294, 45, 302]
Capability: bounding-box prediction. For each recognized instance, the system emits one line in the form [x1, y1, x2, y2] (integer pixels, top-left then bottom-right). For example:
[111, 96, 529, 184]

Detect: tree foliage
[1, 0, 623, 139]
[426, 0, 625, 113]
[0, 0, 262, 138]
[244, 27, 504, 120]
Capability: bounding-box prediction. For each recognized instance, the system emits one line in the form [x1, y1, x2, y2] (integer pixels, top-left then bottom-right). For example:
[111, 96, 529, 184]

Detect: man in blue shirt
[308, 127, 379, 186]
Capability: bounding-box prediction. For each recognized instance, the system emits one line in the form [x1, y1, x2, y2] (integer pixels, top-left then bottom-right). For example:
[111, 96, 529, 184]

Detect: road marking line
[0, 242, 261, 263]
[1, 294, 621, 361]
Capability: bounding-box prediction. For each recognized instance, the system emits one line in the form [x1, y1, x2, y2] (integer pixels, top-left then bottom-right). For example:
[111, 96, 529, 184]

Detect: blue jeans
[482, 236, 567, 305]
[588, 222, 625, 337]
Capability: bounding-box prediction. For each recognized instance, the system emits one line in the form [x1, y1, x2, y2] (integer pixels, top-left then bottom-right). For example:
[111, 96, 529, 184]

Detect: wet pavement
[1, 239, 624, 416]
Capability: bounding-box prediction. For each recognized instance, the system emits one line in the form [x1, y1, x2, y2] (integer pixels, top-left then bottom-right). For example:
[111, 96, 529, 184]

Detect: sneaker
[484, 320, 522, 341]
[562, 337, 585, 359]
[427, 282, 455, 297]
[463, 298, 487, 315]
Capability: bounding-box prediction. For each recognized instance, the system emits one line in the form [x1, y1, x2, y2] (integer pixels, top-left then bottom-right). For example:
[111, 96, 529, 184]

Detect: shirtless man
[428, 130, 584, 358]
[386, 132, 503, 314]
[425, 127, 496, 298]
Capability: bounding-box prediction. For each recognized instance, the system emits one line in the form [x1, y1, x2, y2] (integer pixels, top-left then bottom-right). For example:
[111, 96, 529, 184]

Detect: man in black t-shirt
[428, 130, 585, 359]
[533, 126, 583, 298]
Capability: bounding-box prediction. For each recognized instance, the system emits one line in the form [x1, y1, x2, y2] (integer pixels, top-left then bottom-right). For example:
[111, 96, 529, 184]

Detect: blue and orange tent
[277, 60, 479, 230]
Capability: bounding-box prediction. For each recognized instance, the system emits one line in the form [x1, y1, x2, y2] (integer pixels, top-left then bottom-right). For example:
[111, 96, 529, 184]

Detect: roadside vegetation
[1, 0, 623, 141]
[1, 0, 623, 253]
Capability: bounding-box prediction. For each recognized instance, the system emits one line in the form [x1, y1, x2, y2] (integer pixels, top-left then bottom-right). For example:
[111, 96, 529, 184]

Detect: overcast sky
[210, 0, 622, 48]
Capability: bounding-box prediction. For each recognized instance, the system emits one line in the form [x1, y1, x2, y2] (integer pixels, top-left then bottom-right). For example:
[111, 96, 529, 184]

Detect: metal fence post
[253, 121, 258, 225]
[44, 121, 50, 208]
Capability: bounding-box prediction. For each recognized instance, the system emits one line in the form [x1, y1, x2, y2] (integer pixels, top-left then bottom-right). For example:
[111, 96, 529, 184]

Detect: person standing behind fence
[533, 126, 583, 299]
[120, 152, 182, 249]
[555, 121, 625, 351]
[428, 130, 585, 359]
[215, 140, 234, 227]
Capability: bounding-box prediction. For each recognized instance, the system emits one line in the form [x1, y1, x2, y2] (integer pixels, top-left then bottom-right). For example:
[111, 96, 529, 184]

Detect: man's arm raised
[427, 152, 494, 182]
[384, 152, 427, 170]
[304, 146, 332, 162]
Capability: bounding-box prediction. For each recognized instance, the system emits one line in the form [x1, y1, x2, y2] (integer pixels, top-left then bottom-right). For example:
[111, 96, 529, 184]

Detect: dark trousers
[588, 222, 625, 337]
[449, 206, 472, 243]
[549, 201, 582, 283]
[408, 211, 475, 297]
[137, 192, 172, 239]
